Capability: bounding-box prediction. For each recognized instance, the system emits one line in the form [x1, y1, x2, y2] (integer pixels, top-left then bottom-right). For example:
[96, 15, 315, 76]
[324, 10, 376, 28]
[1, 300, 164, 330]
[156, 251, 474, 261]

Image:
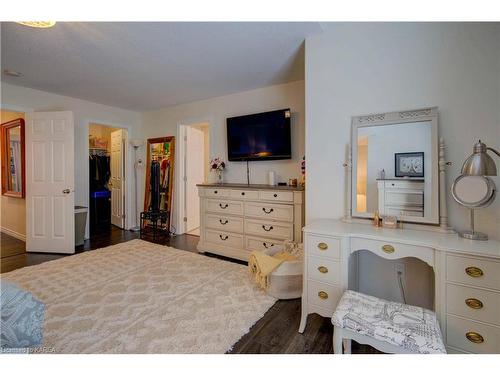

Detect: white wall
[306, 23, 500, 307]
[141, 80, 305, 233]
[1, 83, 143, 239]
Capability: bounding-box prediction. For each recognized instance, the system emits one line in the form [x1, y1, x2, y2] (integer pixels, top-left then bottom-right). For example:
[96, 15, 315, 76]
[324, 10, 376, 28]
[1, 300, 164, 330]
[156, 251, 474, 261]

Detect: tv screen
[227, 108, 291, 161]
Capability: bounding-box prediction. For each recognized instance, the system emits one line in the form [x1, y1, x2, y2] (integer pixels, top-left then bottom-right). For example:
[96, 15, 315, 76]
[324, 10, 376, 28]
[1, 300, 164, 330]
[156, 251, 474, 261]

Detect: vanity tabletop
[197, 183, 304, 191]
[303, 219, 500, 259]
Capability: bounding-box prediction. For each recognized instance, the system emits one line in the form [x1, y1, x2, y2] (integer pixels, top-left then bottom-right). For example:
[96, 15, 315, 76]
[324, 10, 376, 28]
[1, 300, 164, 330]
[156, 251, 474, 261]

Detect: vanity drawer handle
[219, 219, 228, 225]
[466, 332, 484, 344]
[262, 225, 274, 232]
[219, 234, 228, 241]
[317, 242, 328, 251]
[465, 267, 484, 278]
[219, 203, 229, 209]
[262, 207, 274, 214]
[318, 266, 328, 274]
[382, 244, 395, 254]
[465, 298, 484, 309]
[318, 291, 328, 300]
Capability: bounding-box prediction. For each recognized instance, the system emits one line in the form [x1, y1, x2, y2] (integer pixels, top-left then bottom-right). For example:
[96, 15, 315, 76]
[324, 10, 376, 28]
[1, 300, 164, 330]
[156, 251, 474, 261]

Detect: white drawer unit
[307, 280, 343, 314]
[446, 255, 500, 291]
[197, 184, 304, 262]
[446, 315, 500, 354]
[307, 235, 341, 260]
[307, 256, 341, 285]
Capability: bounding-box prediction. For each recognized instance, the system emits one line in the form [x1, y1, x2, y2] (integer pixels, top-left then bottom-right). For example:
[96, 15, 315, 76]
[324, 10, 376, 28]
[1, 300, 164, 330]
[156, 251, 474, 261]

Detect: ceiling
[1, 22, 324, 111]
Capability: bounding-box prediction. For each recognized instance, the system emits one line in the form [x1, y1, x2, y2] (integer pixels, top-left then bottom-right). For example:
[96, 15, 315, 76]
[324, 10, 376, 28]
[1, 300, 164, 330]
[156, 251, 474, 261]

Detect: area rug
[2, 239, 276, 353]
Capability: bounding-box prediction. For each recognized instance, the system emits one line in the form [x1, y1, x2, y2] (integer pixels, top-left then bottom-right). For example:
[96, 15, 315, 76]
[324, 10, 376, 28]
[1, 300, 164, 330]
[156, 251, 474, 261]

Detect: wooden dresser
[196, 183, 305, 261]
[299, 219, 500, 354]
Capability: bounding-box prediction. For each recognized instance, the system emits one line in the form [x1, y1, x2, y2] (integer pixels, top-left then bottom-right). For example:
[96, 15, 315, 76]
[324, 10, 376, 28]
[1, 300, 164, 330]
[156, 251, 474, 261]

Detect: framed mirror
[144, 136, 175, 215]
[351, 108, 439, 224]
[1, 118, 25, 198]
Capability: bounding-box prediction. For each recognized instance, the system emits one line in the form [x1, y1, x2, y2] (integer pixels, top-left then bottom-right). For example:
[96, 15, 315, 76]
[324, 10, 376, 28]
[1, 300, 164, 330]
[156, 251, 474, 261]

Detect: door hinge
[122, 214, 126, 218]
[183, 217, 187, 222]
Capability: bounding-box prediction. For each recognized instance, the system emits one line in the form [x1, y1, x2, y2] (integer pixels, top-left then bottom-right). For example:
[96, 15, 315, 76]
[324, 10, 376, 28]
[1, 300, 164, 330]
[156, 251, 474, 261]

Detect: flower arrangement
[210, 157, 226, 183]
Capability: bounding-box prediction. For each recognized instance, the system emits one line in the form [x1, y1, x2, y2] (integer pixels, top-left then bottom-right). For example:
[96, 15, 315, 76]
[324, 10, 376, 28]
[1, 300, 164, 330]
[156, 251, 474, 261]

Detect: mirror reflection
[1, 118, 25, 198]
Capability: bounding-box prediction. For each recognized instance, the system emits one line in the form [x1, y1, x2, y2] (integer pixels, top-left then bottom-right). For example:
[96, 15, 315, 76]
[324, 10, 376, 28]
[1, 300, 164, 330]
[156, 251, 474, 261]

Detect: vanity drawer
[350, 238, 434, 266]
[229, 189, 259, 200]
[244, 219, 293, 240]
[244, 202, 293, 222]
[446, 283, 500, 325]
[245, 235, 281, 252]
[203, 188, 230, 198]
[205, 199, 243, 216]
[205, 214, 243, 233]
[446, 315, 500, 354]
[307, 256, 341, 285]
[306, 234, 341, 259]
[446, 255, 500, 291]
[205, 229, 244, 248]
[259, 190, 294, 203]
[307, 280, 343, 313]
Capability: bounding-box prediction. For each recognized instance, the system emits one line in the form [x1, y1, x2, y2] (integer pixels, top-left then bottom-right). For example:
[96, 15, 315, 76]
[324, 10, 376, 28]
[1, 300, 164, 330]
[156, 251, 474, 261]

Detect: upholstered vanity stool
[331, 290, 446, 354]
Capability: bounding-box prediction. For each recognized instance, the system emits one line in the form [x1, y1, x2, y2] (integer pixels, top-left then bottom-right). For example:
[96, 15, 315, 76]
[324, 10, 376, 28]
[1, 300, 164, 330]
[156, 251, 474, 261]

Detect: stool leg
[333, 327, 344, 354]
[343, 339, 352, 354]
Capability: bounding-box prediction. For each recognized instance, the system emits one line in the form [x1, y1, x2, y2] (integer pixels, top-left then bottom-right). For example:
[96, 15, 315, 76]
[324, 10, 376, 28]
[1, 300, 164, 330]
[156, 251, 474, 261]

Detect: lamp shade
[461, 141, 497, 176]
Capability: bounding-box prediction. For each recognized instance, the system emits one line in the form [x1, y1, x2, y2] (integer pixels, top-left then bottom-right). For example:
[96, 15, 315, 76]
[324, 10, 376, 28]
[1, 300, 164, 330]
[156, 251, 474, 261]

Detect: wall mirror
[144, 136, 175, 215]
[351, 108, 439, 224]
[1, 118, 25, 198]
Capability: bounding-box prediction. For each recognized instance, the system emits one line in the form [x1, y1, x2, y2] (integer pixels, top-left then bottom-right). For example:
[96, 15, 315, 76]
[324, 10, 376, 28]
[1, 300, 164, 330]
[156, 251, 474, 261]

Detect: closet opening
[88, 123, 128, 240]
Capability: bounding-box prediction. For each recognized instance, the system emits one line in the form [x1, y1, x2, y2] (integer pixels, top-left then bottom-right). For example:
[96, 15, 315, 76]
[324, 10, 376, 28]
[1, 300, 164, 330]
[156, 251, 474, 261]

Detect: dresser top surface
[303, 219, 500, 259]
[197, 183, 304, 191]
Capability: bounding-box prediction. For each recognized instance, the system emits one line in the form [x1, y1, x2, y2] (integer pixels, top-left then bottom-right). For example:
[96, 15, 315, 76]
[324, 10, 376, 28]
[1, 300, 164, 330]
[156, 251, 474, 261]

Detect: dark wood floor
[0, 228, 377, 354]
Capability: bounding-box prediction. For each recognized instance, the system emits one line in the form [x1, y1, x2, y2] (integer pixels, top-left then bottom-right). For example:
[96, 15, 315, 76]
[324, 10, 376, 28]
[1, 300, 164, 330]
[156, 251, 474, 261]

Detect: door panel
[26, 111, 74, 254]
[185, 126, 205, 233]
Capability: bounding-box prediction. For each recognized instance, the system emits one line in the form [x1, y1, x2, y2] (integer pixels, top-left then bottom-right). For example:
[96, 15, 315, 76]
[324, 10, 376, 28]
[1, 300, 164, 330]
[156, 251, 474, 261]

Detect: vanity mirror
[1, 118, 25, 198]
[350, 108, 440, 225]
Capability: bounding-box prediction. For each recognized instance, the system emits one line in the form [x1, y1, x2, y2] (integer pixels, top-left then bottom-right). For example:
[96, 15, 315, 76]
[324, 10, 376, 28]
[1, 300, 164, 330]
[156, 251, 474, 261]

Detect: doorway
[88, 123, 128, 239]
[179, 123, 209, 236]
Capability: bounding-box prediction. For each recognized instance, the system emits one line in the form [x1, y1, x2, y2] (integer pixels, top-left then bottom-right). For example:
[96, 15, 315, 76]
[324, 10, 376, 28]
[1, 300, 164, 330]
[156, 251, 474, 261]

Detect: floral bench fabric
[332, 290, 446, 354]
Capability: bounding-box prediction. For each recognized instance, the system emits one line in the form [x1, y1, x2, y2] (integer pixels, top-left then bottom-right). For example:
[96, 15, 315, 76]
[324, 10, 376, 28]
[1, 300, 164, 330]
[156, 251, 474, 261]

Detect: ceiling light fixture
[3, 69, 23, 77]
[16, 21, 56, 28]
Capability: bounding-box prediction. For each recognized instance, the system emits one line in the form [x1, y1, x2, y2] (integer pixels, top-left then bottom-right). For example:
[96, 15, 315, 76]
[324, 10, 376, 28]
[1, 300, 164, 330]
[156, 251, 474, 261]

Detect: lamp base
[458, 230, 488, 241]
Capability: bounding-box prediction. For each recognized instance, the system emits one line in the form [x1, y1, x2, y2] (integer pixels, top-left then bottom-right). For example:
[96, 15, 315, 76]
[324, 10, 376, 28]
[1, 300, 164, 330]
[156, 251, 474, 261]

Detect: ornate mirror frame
[345, 107, 452, 231]
[1, 118, 26, 198]
[144, 136, 175, 215]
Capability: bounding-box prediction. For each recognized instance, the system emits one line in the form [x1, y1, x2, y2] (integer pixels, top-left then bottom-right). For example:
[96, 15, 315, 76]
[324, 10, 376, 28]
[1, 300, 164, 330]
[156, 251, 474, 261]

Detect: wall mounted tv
[226, 108, 292, 161]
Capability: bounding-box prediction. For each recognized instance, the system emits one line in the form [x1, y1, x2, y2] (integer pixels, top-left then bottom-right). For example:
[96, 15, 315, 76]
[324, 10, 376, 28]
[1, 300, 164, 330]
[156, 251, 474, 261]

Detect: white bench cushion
[332, 290, 446, 354]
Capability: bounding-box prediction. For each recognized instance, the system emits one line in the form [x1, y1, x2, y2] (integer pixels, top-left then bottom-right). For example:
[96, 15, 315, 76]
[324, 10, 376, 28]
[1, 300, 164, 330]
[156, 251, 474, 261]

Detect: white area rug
[3, 239, 276, 353]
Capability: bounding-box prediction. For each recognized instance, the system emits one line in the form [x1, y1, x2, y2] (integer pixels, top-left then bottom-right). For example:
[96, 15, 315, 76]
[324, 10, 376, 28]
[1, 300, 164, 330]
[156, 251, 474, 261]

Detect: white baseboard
[1, 227, 26, 242]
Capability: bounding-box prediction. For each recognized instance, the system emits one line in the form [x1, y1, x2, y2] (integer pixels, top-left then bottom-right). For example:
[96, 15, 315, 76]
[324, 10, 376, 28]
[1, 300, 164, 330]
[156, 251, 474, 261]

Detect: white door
[25, 111, 75, 254]
[185, 126, 205, 233]
[110, 129, 126, 228]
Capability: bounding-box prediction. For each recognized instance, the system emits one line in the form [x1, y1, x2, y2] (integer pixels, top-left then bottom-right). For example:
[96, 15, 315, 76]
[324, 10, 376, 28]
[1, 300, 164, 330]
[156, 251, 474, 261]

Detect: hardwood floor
[0, 228, 377, 354]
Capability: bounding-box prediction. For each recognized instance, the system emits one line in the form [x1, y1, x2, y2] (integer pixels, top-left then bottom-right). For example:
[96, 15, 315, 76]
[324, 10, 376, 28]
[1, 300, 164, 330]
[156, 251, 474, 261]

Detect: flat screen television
[226, 108, 291, 161]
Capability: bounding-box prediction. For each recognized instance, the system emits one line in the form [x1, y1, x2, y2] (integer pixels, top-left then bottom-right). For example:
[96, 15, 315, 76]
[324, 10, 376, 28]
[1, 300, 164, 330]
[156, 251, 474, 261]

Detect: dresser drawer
[203, 188, 230, 198]
[244, 219, 293, 240]
[446, 315, 500, 354]
[350, 237, 434, 266]
[229, 189, 259, 200]
[307, 234, 341, 259]
[245, 235, 281, 252]
[446, 283, 500, 326]
[205, 229, 244, 248]
[307, 280, 343, 314]
[259, 190, 294, 203]
[307, 256, 341, 285]
[205, 199, 243, 216]
[446, 255, 500, 291]
[383, 180, 424, 190]
[244, 202, 293, 222]
[205, 214, 243, 233]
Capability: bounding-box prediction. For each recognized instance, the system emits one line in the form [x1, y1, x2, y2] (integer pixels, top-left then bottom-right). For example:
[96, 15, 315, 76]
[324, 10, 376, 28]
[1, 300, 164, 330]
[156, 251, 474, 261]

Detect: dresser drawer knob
[317, 242, 328, 250]
[318, 266, 328, 274]
[262, 207, 274, 214]
[273, 193, 278, 198]
[241, 192, 245, 196]
[318, 291, 328, 300]
[219, 219, 228, 225]
[382, 244, 395, 254]
[466, 331, 484, 344]
[214, 190, 218, 194]
[465, 267, 484, 278]
[262, 242, 272, 249]
[465, 298, 484, 309]
[219, 203, 229, 209]
[219, 234, 228, 241]
[262, 225, 274, 232]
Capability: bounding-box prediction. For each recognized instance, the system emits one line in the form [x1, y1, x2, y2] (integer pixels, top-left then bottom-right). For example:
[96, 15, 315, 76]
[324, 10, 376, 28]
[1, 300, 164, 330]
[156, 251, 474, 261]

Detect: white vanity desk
[299, 219, 500, 354]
